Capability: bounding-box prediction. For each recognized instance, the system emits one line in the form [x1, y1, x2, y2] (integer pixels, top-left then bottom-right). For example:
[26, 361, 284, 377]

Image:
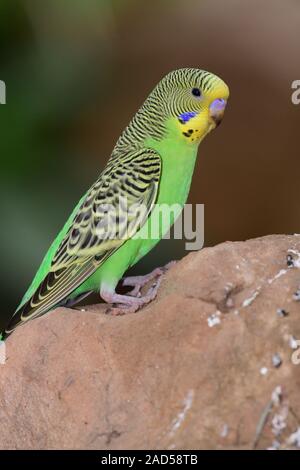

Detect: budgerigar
[2, 68, 229, 339]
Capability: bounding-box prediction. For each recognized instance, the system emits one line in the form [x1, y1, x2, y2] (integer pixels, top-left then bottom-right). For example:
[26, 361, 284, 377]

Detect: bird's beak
[209, 98, 227, 127]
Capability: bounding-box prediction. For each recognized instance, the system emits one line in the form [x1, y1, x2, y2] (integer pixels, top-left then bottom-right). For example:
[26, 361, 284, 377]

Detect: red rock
[1, 235, 300, 449]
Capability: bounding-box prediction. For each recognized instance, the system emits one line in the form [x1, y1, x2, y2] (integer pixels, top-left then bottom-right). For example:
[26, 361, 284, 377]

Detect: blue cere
[178, 111, 197, 123]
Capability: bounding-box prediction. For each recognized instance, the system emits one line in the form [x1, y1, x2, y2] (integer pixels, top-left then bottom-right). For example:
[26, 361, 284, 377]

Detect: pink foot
[122, 261, 176, 297]
[101, 278, 162, 316]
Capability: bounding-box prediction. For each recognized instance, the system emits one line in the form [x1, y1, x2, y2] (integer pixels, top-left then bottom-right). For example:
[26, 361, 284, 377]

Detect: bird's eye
[192, 88, 201, 97]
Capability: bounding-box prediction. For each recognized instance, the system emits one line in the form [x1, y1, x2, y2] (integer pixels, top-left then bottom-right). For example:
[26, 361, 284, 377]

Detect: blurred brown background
[0, 0, 299, 327]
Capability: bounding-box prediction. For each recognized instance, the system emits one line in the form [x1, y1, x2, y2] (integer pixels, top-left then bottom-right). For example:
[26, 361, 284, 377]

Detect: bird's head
[151, 68, 229, 145]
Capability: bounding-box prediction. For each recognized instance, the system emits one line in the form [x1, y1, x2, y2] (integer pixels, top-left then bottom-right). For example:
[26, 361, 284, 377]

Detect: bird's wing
[6, 148, 161, 335]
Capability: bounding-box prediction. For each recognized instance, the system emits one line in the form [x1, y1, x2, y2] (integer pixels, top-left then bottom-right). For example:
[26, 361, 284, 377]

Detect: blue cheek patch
[178, 111, 197, 124]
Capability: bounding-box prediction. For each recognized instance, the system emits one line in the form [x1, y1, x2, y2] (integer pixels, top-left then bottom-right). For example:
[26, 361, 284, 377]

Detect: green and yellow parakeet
[2, 68, 229, 339]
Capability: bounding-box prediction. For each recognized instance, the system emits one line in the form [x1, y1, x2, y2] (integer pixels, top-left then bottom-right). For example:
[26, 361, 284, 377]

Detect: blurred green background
[1, 0, 299, 328]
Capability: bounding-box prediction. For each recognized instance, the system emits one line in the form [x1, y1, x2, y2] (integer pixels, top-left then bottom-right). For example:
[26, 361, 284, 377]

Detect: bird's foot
[122, 260, 176, 297]
[102, 278, 162, 316]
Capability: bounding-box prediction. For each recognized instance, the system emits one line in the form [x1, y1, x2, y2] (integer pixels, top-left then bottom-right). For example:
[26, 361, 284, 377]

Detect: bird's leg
[122, 261, 176, 297]
[101, 278, 162, 316]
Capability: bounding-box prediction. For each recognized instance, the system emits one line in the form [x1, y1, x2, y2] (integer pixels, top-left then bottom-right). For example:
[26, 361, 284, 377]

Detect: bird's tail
[0, 331, 9, 341]
[0, 333, 6, 365]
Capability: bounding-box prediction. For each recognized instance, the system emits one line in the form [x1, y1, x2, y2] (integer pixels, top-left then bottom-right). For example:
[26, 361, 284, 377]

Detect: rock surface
[1, 235, 300, 450]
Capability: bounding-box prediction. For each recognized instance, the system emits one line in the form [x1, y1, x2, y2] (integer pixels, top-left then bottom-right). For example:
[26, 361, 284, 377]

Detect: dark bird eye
[192, 88, 201, 97]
